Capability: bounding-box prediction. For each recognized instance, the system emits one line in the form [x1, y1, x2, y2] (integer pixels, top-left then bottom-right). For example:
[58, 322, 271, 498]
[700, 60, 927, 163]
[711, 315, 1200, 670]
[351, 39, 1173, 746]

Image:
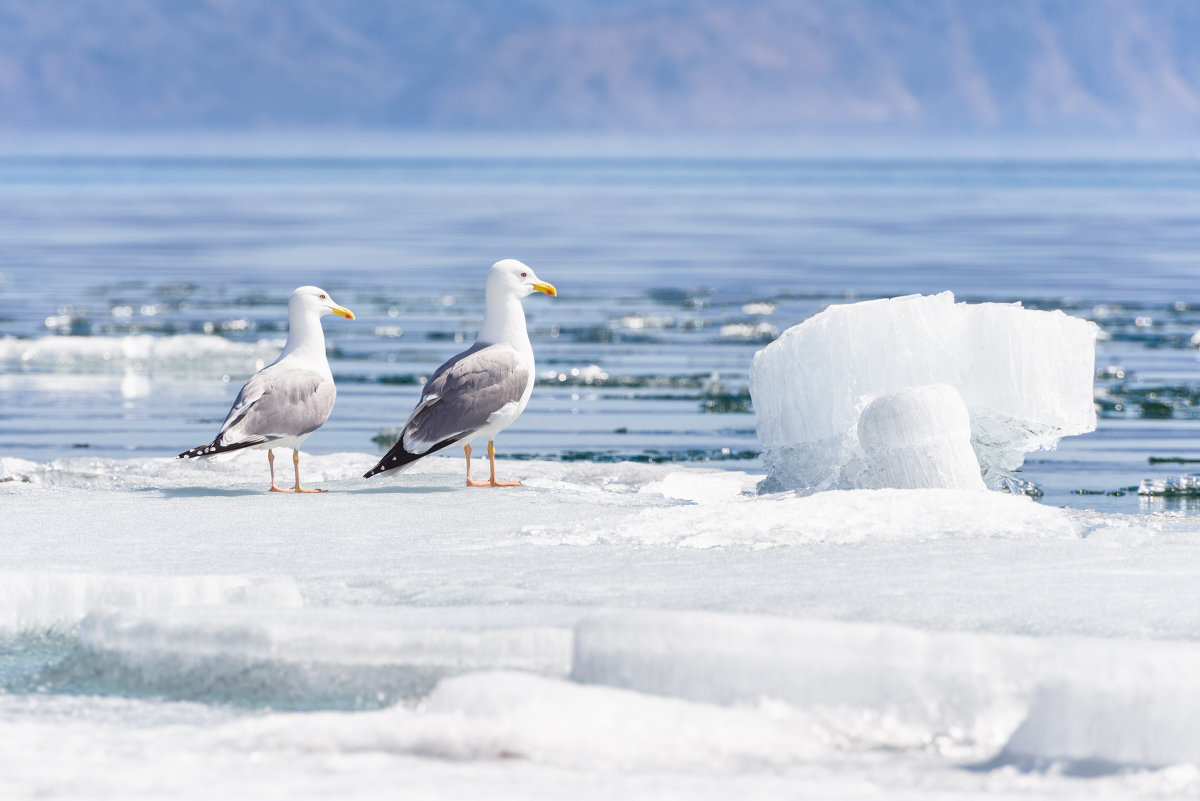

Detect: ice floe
[4, 453, 1200, 799]
[0, 334, 283, 375]
[53, 606, 578, 707]
[0, 572, 301, 633]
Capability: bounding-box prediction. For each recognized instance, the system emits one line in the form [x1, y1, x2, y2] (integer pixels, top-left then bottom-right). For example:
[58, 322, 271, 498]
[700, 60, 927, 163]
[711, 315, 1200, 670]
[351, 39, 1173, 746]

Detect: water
[2, 145, 1200, 512]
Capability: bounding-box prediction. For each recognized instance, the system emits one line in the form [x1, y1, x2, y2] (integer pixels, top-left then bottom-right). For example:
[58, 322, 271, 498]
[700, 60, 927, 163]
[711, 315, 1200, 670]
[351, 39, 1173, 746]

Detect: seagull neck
[280, 309, 329, 366]
[476, 293, 530, 350]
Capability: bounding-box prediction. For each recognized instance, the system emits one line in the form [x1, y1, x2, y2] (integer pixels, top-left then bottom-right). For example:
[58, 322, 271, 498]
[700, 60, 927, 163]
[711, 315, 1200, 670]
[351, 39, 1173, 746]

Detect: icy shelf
[0, 334, 283, 375]
[7, 454, 1200, 799]
[750, 292, 1099, 493]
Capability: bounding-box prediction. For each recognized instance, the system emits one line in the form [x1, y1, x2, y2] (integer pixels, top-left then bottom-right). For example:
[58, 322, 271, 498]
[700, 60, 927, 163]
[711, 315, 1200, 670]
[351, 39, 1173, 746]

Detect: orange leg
[291, 449, 325, 493]
[466, 440, 519, 487]
[465, 442, 520, 487]
[465, 444, 487, 487]
[267, 449, 290, 492]
[487, 440, 520, 487]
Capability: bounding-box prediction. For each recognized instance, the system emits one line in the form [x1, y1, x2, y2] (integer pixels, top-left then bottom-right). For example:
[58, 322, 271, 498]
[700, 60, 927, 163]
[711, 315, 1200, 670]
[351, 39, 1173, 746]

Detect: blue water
[2, 146, 1199, 512]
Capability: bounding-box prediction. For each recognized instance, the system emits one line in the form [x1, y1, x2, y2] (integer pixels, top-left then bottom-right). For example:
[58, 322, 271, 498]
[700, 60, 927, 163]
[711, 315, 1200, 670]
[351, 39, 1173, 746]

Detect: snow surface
[750, 292, 1098, 492]
[4, 452, 1200, 799]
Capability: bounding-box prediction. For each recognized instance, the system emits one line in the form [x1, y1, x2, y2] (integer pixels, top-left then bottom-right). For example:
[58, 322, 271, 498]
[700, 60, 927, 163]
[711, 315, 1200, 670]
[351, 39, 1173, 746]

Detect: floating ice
[996, 638, 1200, 770]
[4, 454, 1200, 798]
[57, 606, 576, 708]
[750, 292, 1099, 492]
[572, 610, 1037, 754]
[0, 572, 302, 633]
[230, 670, 827, 772]
[1139, 475, 1200, 497]
[575, 487, 1080, 548]
[575, 610, 1200, 769]
[0, 334, 283, 375]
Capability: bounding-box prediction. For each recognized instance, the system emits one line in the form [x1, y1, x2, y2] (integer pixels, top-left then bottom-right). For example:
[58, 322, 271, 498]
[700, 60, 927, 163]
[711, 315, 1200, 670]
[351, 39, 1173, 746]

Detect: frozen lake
[3, 141, 1200, 798]
[6, 454, 1200, 798]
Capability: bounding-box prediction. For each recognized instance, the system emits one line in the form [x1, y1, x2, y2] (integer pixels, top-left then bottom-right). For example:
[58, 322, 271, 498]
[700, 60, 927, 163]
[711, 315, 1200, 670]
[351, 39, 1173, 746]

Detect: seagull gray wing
[401, 342, 530, 455]
[216, 365, 336, 448]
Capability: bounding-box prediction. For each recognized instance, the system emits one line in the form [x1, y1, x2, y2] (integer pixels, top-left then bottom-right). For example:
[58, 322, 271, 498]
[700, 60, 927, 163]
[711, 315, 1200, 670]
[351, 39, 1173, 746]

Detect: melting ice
[750, 292, 1099, 493]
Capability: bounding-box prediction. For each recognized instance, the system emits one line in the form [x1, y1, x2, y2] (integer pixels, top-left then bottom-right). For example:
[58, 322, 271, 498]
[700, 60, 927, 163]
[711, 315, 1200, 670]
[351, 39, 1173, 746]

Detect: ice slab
[0, 334, 283, 375]
[197, 670, 829, 774]
[0, 688, 832, 801]
[572, 610, 1037, 754]
[5, 453, 1200, 798]
[574, 609, 1200, 768]
[568, 486, 1081, 548]
[9, 454, 1197, 647]
[750, 292, 1098, 492]
[38, 606, 578, 708]
[0, 571, 302, 633]
[410, 671, 826, 770]
[2, 683, 1195, 801]
[997, 638, 1200, 770]
[0, 451, 679, 493]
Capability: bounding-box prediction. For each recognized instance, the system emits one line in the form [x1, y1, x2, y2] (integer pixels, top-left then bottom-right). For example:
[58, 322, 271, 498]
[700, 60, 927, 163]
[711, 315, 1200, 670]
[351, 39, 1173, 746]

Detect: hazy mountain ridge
[1, 0, 1198, 134]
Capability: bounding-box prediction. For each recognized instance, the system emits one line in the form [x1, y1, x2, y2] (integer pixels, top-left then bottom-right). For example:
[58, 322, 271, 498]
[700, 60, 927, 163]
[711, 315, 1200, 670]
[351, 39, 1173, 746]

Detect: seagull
[364, 259, 557, 487]
[178, 286, 355, 492]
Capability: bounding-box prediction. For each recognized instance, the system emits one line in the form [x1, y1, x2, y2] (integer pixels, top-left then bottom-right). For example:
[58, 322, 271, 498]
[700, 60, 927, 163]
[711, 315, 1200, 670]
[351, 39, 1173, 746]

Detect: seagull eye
[520, 272, 527, 278]
[319, 294, 327, 300]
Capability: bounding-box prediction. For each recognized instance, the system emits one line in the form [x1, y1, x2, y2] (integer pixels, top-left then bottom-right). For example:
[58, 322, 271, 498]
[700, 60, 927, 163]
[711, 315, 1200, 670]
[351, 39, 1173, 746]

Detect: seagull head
[291, 286, 355, 320]
[488, 259, 557, 300]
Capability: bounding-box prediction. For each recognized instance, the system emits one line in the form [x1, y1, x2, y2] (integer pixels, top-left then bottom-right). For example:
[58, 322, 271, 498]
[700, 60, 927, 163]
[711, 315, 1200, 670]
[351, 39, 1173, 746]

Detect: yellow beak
[533, 281, 557, 297]
[331, 305, 355, 320]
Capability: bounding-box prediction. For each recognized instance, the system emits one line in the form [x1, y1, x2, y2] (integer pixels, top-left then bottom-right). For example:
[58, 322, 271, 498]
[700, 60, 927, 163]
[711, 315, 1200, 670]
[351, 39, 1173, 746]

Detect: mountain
[1, 0, 1199, 135]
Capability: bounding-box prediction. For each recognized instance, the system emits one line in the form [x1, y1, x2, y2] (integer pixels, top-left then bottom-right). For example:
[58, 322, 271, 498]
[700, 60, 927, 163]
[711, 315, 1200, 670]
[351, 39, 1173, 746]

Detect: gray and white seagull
[178, 285, 355, 492]
[364, 259, 557, 487]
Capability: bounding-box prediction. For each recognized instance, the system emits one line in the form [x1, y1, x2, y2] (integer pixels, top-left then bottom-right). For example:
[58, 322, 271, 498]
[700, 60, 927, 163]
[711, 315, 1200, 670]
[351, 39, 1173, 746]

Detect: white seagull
[179, 285, 355, 492]
[364, 259, 557, 487]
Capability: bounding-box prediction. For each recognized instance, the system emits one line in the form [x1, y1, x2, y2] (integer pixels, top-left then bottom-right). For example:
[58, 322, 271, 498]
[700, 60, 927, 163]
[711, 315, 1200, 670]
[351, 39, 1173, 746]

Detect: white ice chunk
[637, 470, 754, 503]
[65, 606, 577, 707]
[750, 292, 1098, 492]
[0, 571, 302, 633]
[855, 383, 985, 491]
[230, 670, 827, 772]
[0, 334, 284, 375]
[572, 610, 1037, 755]
[566, 487, 1080, 548]
[997, 638, 1200, 770]
[79, 606, 575, 672]
[416, 671, 826, 770]
[574, 609, 1200, 768]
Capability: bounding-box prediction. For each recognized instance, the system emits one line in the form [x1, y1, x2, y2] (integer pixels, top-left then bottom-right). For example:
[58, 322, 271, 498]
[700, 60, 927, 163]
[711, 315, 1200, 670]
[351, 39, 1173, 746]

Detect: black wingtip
[363, 458, 388, 479]
[363, 456, 401, 479]
[177, 438, 263, 460]
[363, 440, 432, 479]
